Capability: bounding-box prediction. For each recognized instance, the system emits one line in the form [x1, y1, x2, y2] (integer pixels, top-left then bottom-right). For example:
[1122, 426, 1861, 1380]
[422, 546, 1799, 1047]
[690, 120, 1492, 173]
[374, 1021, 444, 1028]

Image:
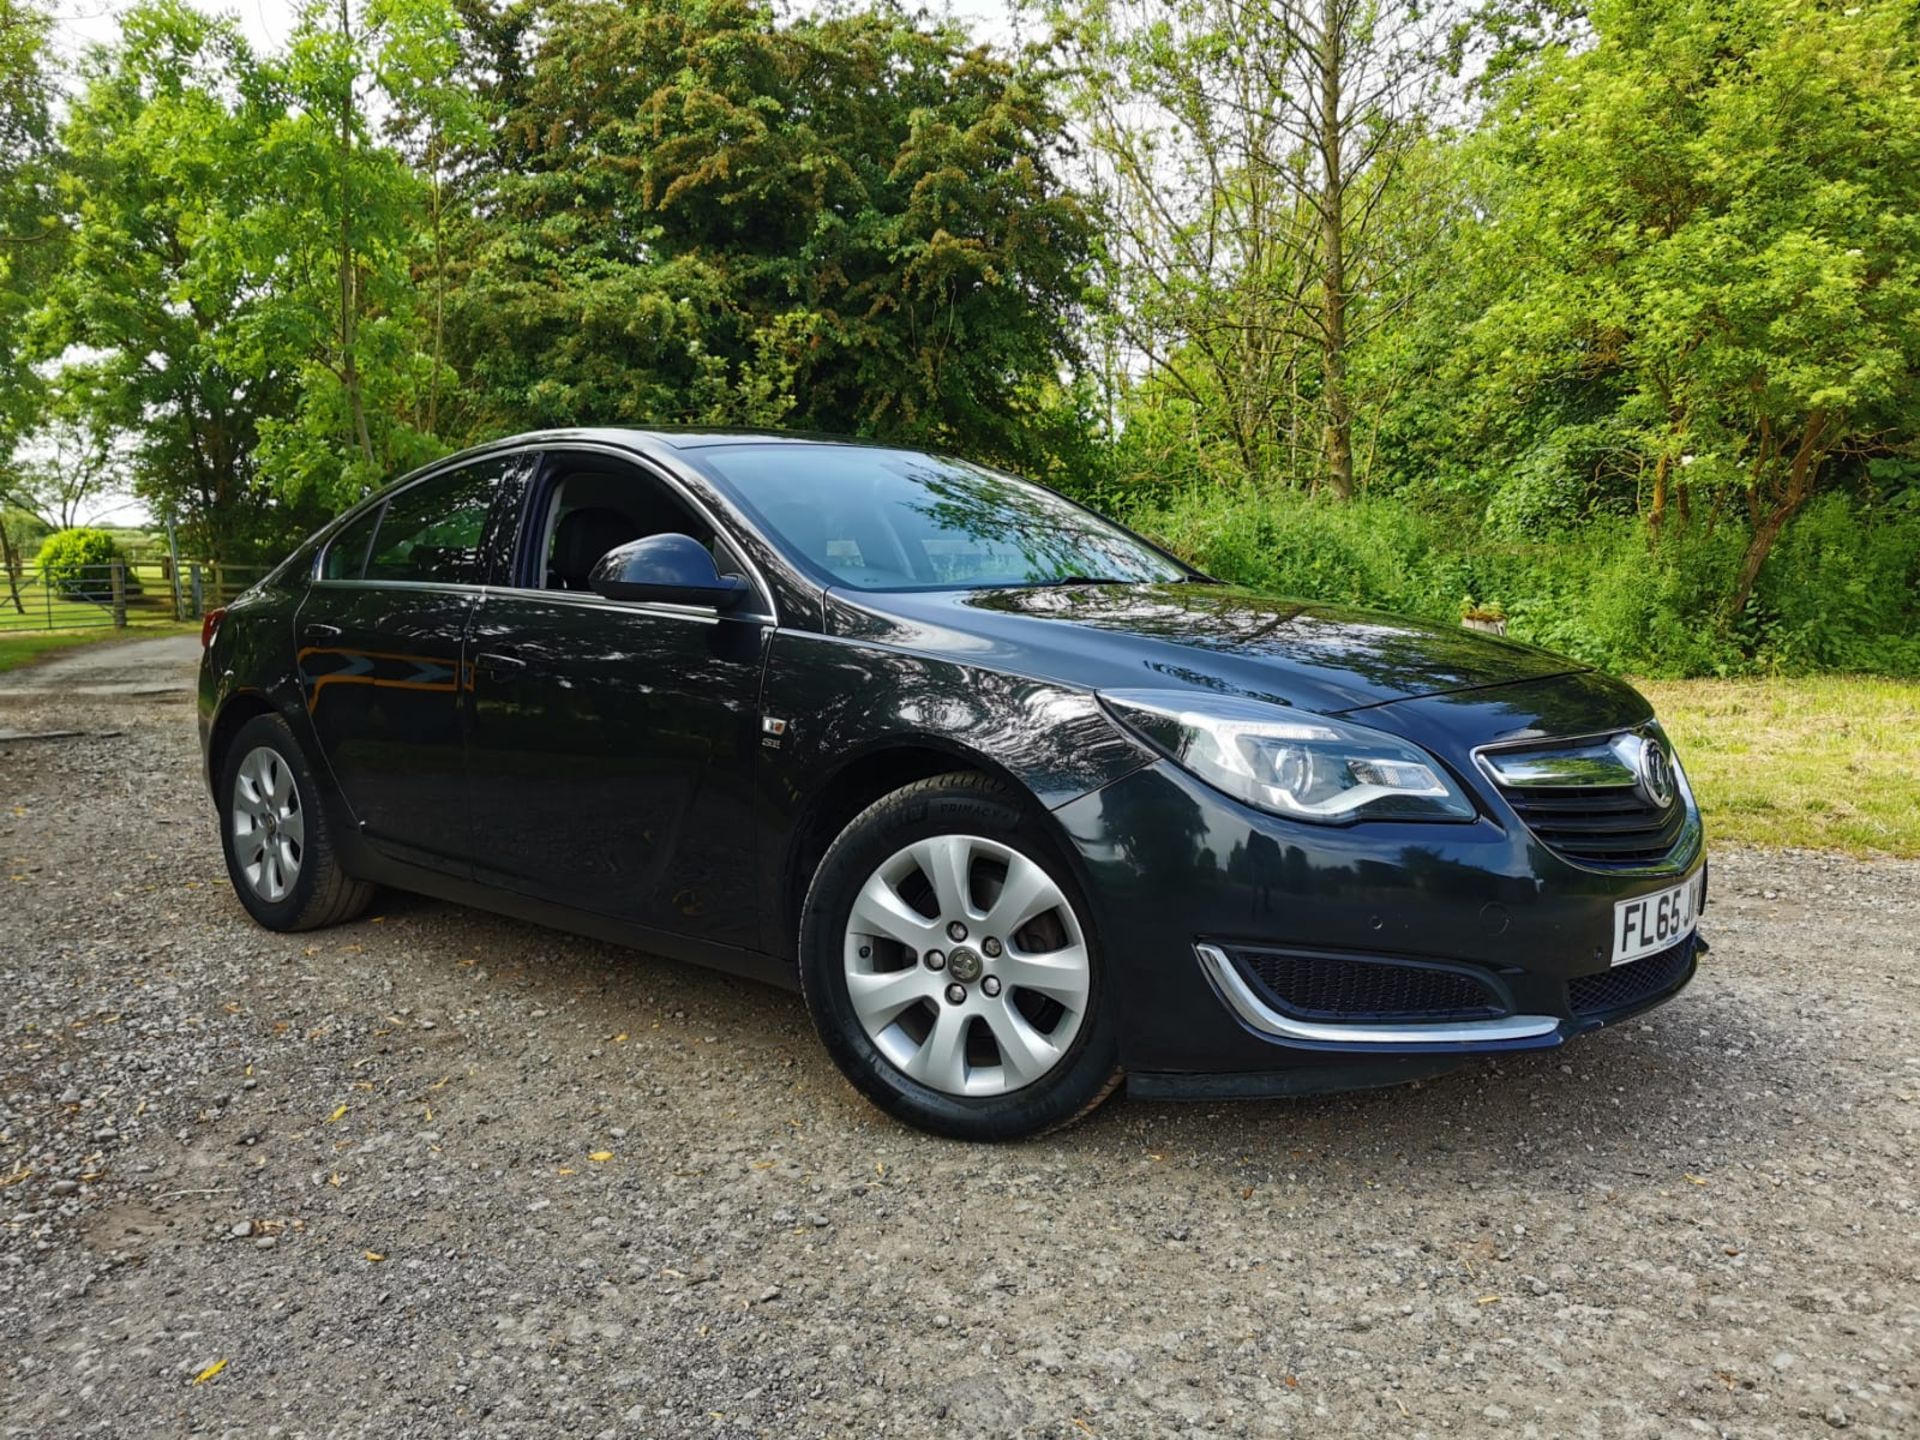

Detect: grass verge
[0, 622, 199, 675]
[1640, 676, 1920, 857]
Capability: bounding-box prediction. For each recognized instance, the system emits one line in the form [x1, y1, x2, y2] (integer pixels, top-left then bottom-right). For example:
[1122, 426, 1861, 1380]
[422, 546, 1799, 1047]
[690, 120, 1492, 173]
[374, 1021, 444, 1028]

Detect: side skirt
[345, 843, 799, 993]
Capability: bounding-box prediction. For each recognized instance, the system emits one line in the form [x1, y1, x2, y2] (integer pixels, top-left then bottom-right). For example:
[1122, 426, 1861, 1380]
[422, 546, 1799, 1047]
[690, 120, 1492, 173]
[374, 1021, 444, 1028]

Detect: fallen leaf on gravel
[191, 1359, 228, 1385]
[752, 1160, 776, 1170]
[327, 1173, 343, 1187]
[1284, 1376, 1299, 1388]
[364, 1251, 385, 1262]
[1684, 1174, 1709, 1186]
[1476, 1295, 1503, 1305]
[556, 1167, 576, 1175]
[0, 1169, 31, 1187]
[614, 1033, 628, 1043]
[589, 1151, 614, 1163]
[325, 1104, 347, 1123]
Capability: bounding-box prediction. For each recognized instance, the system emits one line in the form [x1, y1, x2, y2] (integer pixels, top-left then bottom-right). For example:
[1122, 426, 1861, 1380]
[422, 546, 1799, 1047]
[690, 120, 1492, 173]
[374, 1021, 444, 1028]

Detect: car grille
[1567, 937, 1696, 1017]
[1226, 947, 1507, 1023]
[1485, 735, 1690, 869]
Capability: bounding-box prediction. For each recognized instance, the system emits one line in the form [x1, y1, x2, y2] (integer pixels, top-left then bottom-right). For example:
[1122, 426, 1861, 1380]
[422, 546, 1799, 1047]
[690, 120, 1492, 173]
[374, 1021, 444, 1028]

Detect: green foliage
[1132, 487, 1920, 678]
[35, 525, 138, 600]
[6, 0, 1920, 678]
[448, 0, 1093, 472]
[0, 0, 62, 450]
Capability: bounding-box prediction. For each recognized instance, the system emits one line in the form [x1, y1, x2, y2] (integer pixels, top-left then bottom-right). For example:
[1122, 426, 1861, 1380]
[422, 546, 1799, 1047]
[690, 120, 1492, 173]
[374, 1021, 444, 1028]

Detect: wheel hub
[841, 833, 1092, 1098]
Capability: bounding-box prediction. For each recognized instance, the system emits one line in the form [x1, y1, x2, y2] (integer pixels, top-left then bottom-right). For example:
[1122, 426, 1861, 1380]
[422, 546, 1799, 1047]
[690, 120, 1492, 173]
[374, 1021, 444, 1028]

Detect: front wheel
[216, 711, 377, 932]
[798, 772, 1121, 1140]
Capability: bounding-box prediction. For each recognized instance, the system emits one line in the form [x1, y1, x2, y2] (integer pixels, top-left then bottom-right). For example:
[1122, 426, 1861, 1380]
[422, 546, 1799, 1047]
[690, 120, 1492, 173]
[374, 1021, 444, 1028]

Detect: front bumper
[1052, 758, 1702, 1083]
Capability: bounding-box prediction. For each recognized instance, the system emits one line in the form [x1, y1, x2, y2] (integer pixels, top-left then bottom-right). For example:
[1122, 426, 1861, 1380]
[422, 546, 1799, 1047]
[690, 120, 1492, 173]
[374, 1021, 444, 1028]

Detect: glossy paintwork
[200, 427, 1703, 1087]
[292, 582, 477, 867]
[463, 590, 768, 947]
[824, 582, 1585, 715]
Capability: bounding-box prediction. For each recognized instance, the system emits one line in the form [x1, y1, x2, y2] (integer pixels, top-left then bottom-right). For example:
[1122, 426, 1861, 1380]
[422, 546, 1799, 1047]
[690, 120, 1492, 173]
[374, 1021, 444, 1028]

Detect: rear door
[462, 446, 773, 949]
[296, 453, 526, 869]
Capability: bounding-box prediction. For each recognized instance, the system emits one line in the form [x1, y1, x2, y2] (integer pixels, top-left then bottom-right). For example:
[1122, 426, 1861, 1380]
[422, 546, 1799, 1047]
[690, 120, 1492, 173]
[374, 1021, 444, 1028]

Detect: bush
[36, 527, 141, 604]
[1126, 488, 1920, 679]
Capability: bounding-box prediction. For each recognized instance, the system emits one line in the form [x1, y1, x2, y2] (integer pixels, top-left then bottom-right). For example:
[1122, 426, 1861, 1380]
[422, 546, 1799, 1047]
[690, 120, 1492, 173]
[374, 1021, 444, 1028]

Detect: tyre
[798, 772, 1122, 1140]
[216, 711, 377, 932]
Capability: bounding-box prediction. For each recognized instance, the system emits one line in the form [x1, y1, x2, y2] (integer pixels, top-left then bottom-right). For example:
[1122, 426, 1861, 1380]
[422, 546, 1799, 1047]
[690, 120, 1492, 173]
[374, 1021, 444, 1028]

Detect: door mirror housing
[588, 533, 750, 610]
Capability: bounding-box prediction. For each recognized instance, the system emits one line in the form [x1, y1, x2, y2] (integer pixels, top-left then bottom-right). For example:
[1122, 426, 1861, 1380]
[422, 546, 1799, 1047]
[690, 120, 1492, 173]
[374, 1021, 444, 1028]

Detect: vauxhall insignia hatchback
[199, 430, 1706, 1139]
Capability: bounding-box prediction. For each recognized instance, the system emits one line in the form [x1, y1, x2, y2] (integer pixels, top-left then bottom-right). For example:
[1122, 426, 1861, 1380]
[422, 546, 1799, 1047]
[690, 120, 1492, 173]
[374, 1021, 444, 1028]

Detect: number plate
[1611, 869, 1705, 966]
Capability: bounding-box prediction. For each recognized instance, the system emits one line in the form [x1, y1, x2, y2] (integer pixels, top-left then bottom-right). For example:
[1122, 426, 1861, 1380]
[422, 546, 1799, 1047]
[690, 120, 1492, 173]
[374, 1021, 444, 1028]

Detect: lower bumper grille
[1226, 947, 1507, 1023]
[1567, 937, 1696, 1017]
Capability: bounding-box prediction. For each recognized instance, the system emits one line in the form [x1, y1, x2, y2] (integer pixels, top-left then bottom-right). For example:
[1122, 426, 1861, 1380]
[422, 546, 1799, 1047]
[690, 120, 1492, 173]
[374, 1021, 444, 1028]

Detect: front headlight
[1101, 689, 1477, 824]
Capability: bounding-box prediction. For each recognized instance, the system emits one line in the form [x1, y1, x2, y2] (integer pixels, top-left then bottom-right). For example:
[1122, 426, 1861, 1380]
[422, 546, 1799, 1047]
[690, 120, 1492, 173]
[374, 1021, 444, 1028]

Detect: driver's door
[461, 448, 772, 949]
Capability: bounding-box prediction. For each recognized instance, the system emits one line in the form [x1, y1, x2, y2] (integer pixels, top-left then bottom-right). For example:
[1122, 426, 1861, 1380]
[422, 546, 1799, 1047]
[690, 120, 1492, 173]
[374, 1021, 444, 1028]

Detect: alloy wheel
[843, 833, 1091, 1097]
[232, 745, 305, 903]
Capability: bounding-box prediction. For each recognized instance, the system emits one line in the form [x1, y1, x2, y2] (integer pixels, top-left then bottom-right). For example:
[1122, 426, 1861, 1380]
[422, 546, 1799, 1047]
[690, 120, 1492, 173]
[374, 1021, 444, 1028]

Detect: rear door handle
[301, 622, 342, 644]
[475, 650, 526, 675]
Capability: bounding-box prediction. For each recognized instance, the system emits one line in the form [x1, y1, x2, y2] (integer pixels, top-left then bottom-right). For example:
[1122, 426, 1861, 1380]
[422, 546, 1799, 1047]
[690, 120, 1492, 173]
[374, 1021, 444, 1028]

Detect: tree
[447, 0, 1095, 471]
[238, 0, 465, 510]
[31, 2, 296, 562]
[0, 0, 61, 450]
[1459, 0, 1920, 619]
[0, 409, 131, 531]
[1052, 0, 1458, 497]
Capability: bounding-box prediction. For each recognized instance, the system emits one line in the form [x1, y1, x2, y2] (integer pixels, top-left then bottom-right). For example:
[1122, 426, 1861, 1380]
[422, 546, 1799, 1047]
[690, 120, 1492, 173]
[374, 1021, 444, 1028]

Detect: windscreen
[696, 443, 1188, 591]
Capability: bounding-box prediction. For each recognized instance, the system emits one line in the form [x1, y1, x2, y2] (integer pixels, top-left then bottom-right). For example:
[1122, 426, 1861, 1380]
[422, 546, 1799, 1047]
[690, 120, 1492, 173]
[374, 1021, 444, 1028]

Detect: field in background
[1641, 676, 1920, 857]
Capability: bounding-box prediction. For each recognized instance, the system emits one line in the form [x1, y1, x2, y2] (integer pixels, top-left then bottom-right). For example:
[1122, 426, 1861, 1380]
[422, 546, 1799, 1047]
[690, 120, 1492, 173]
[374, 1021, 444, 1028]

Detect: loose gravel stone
[2, 638, 1917, 1439]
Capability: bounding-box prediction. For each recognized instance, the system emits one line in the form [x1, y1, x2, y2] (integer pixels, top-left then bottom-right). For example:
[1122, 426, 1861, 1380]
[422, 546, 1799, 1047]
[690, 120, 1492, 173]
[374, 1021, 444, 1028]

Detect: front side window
[325, 459, 509, 586]
[694, 444, 1188, 591]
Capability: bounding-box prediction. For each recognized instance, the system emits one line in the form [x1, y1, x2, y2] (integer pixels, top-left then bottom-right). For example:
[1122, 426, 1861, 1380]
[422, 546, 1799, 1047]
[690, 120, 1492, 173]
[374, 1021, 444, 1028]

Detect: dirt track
[2, 639, 1916, 1438]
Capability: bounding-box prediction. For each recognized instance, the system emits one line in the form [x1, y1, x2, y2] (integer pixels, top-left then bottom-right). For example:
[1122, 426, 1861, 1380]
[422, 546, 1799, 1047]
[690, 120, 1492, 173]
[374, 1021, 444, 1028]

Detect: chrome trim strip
[1194, 944, 1561, 1046]
[1479, 734, 1641, 788]
[1470, 721, 1702, 877]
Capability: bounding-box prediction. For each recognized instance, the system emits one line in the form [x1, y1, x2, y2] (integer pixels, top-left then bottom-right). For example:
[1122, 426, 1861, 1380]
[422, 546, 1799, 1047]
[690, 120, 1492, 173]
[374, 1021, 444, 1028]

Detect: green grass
[0, 620, 199, 674]
[1640, 676, 1920, 857]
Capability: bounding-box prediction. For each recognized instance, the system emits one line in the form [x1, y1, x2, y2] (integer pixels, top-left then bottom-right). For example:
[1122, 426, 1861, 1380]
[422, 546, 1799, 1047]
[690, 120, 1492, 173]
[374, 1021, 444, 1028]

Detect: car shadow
[337, 893, 1825, 1180]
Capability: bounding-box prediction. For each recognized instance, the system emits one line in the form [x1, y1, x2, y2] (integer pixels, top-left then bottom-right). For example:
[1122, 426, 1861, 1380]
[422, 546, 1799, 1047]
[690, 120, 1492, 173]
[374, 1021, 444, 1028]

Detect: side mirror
[588, 533, 750, 610]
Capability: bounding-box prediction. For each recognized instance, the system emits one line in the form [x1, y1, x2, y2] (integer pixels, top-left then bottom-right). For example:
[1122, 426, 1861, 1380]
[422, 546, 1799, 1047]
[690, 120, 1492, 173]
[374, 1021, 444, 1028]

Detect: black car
[198, 429, 1705, 1139]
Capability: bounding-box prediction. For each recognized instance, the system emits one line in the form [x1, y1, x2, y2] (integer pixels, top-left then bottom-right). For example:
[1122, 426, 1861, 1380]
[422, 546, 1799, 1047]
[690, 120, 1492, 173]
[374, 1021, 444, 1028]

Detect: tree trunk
[1724, 415, 1827, 623]
[1316, 0, 1354, 501]
[338, 0, 375, 468]
[0, 518, 23, 614]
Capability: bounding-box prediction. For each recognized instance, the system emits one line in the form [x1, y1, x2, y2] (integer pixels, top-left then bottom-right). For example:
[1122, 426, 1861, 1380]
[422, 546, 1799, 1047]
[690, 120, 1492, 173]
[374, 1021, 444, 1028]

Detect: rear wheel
[217, 712, 376, 932]
[799, 772, 1121, 1140]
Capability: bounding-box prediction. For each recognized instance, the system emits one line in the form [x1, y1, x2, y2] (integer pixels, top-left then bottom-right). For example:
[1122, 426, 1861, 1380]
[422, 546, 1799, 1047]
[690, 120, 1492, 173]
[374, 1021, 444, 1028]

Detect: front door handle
[301, 622, 342, 644]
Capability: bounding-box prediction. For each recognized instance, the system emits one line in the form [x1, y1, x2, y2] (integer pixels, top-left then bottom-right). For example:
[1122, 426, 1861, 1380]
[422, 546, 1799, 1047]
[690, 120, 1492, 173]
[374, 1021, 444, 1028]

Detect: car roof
[463, 426, 898, 456]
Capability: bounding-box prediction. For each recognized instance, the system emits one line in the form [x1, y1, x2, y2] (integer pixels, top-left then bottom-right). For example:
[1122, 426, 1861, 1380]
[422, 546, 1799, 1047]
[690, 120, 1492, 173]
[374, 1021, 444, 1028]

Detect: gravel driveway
[3, 640, 1916, 1438]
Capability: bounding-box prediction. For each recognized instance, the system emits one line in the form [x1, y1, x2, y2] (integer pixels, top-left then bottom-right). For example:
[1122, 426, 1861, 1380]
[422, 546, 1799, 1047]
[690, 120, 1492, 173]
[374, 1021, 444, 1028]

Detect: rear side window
[321, 506, 382, 581]
[365, 462, 506, 583]
[323, 459, 511, 584]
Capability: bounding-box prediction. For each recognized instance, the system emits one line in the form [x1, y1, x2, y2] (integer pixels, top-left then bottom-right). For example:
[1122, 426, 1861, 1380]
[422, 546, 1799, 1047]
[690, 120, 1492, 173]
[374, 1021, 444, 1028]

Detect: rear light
[201, 607, 227, 651]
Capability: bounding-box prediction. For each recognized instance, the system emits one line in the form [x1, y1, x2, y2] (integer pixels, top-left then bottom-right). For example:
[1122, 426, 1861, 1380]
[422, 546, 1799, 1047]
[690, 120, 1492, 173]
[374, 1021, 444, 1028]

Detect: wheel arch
[780, 737, 1034, 960]
[205, 690, 281, 794]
